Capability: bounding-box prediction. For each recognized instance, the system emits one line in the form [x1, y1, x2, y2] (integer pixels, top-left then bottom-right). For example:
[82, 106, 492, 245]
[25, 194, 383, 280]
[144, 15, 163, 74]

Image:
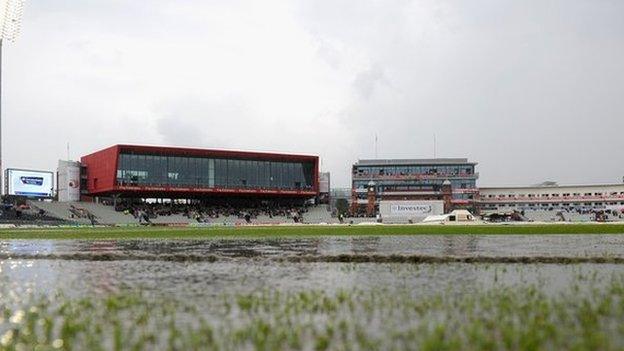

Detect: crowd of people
[490, 207, 624, 222]
[114, 201, 311, 224]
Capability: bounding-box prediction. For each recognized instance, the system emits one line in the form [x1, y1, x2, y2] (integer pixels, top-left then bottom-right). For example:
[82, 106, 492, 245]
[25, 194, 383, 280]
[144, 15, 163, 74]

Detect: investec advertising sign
[391, 204, 434, 215]
[380, 200, 444, 218]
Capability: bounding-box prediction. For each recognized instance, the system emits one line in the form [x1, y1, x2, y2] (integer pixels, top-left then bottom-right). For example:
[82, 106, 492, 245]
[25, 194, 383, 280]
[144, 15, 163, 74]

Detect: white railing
[353, 172, 478, 180]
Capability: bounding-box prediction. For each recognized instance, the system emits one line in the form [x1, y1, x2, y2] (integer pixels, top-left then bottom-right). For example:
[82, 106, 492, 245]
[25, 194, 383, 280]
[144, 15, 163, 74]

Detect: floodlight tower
[0, 0, 24, 196]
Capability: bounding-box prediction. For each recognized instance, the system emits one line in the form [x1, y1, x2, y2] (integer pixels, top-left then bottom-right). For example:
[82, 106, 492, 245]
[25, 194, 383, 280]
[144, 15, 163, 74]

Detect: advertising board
[5, 169, 54, 198]
[379, 200, 444, 218]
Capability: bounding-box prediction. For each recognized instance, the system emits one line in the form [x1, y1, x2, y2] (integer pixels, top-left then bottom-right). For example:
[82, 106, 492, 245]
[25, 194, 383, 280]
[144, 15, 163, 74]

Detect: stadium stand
[28, 201, 326, 225]
[301, 205, 333, 223]
[26, 199, 624, 226]
[28, 201, 102, 225]
[0, 202, 68, 225]
[521, 209, 623, 223]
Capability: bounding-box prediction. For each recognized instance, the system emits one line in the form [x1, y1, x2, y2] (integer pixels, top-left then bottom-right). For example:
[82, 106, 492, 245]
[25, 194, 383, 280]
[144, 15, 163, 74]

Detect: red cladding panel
[80, 145, 119, 194]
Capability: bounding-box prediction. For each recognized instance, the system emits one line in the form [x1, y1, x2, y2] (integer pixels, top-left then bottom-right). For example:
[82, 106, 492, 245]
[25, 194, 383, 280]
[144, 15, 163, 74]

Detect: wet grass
[2, 278, 624, 350]
[1, 223, 624, 239]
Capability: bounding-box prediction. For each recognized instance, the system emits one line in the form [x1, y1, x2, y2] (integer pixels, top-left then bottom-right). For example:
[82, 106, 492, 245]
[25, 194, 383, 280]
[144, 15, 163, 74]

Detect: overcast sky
[3, 0, 624, 187]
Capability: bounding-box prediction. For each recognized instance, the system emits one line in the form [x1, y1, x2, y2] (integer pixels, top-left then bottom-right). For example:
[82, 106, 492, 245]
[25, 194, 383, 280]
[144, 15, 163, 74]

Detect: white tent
[423, 210, 476, 224]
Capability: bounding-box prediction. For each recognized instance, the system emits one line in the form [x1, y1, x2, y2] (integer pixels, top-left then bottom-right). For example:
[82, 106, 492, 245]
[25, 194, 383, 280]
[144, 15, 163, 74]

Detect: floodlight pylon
[0, 0, 24, 195]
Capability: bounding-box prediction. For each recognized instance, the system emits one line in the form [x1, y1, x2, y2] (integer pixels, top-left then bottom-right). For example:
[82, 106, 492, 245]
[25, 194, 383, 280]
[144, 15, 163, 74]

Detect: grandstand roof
[89, 144, 318, 161]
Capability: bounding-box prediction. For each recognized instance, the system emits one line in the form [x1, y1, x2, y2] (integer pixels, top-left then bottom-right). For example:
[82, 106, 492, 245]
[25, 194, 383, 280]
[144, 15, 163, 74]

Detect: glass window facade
[116, 153, 314, 190]
[352, 162, 477, 200]
[353, 164, 475, 177]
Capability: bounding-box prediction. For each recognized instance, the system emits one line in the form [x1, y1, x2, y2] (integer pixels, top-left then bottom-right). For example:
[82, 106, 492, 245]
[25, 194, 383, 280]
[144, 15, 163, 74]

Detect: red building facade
[80, 145, 319, 199]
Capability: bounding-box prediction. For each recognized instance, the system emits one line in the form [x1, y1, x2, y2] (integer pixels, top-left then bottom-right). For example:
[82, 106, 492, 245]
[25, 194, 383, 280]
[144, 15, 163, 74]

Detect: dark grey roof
[354, 158, 477, 166]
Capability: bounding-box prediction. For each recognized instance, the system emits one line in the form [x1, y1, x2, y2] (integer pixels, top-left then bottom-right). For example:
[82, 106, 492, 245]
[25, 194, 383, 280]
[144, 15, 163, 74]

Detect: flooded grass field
[2, 231, 624, 350]
[1, 223, 624, 239]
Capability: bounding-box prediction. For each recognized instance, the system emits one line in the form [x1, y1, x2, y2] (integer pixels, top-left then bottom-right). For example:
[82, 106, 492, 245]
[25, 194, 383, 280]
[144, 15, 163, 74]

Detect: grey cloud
[153, 96, 250, 149]
[156, 115, 205, 147]
[3, 0, 624, 188]
[314, 37, 342, 69]
[295, 0, 624, 186]
[352, 64, 386, 100]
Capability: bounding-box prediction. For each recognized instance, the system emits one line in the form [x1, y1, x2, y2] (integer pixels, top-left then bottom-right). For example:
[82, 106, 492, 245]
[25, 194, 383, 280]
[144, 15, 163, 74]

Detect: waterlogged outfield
[2, 280, 624, 350]
[0, 223, 624, 239]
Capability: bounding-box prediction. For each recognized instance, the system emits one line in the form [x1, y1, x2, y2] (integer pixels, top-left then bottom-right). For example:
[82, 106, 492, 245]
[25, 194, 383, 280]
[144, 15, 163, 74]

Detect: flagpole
[374, 133, 378, 159]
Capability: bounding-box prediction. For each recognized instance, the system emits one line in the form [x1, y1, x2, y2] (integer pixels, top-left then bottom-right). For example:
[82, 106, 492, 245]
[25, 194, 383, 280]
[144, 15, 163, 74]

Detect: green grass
[2, 279, 624, 350]
[0, 223, 623, 240]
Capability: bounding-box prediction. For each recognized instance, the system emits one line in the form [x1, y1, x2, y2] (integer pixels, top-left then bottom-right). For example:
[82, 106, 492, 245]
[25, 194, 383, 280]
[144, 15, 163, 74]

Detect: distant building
[318, 172, 330, 204]
[479, 183, 624, 213]
[329, 187, 351, 214]
[57, 160, 81, 202]
[350, 158, 479, 216]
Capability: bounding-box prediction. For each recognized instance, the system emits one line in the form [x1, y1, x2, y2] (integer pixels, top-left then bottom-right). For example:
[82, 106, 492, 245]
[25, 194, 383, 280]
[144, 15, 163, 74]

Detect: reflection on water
[1, 235, 624, 306]
[2, 259, 623, 302]
[1, 234, 623, 258]
[442, 236, 479, 256]
[349, 237, 381, 253]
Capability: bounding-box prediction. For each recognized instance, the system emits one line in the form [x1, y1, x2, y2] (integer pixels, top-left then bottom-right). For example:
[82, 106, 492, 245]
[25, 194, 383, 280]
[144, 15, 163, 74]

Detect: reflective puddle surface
[2, 235, 624, 298]
[2, 235, 624, 349]
[2, 260, 623, 300]
[2, 234, 624, 258]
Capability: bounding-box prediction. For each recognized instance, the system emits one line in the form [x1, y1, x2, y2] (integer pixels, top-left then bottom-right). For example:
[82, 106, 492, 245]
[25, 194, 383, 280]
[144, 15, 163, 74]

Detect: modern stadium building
[79, 144, 319, 202]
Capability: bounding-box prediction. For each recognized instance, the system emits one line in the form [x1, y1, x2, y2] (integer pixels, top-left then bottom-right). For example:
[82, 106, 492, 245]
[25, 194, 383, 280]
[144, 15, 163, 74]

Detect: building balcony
[352, 172, 479, 181]
[354, 187, 478, 194]
[452, 188, 480, 194]
[380, 191, 440, 196]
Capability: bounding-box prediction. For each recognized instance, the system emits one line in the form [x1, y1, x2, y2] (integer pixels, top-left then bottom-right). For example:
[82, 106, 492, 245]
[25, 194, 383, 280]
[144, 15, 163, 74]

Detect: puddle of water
[1, 261, 622, 351]
[1, 259, 622, 303]
[2, 235, 624, 350]
[2, 235, 623, 314]
[1, 234, 624, 259]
